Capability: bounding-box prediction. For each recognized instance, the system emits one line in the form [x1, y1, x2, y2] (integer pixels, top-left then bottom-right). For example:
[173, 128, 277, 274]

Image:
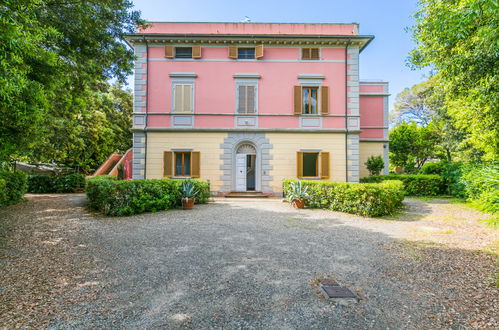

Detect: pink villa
[125, 22, 389, 195]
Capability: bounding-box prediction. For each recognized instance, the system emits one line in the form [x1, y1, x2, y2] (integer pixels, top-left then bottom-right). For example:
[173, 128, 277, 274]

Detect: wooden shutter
[173, 85, 183, 112]
[183, 84, 192, 112]
[173, 84, 193, 112]
[320, 152, 330, 179]
[297, 152, 303, 178]
[237, 85, 247, 113]
[246, 86, 255, 113]
[165, 45, 174, 58]
[255, 44, 264, 59]
[302, 48, 310, 60]
[163, 151, 173, 177]
[294, 86, 302, 115]
[311, 48, 320, 60]
[228, 46, 237, 59]
[192, 46, 202, 59]
[320, 86, 329, 114]
[191, 152, 200, 178]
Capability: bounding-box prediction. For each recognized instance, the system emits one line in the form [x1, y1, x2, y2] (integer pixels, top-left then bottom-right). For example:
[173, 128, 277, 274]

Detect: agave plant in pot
[180, 180, 199, 210]
[287, 180, 309, 209]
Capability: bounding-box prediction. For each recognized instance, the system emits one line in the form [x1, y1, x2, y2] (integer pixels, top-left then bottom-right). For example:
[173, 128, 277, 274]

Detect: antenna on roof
[241, 16, 251, 23]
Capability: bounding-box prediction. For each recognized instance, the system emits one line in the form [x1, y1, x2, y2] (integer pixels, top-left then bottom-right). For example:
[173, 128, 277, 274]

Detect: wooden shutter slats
[228, 46, 237, 59]
[191, 151, 200, 178]
[297, 152, 303, 178]
[164, 151, 173, 177]
[192, 46, 202, 59]
[321, 152, 330, 179]
[247, 86, 255, 113]
[321, 85, 329, 114]
[294, 86, 302, 115]
[165, 45, 174, 58]
[238, 85, 246, 113]
[311, 48, 319, 60]
[173, 85, 182, 112]
[184, 85, 192, 112]
[255, 44, 264, 59]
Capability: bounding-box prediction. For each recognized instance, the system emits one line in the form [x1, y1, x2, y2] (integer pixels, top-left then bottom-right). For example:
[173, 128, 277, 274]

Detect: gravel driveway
[1, 195, 497, 328]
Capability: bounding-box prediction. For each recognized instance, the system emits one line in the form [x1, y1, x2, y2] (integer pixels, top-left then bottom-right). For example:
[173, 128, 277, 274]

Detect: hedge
[28, 173, 86, 193]
[283, 179, 405, 217]
[85, 177, 210, 216]
[460, 164, 498, 214]
[419, 161, 465, 197]
[360, 174, 443, 196]
[0, 170, 28, 207]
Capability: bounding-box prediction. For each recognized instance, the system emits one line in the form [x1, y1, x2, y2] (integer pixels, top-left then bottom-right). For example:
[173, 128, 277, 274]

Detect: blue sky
[129, 0, 430, 110]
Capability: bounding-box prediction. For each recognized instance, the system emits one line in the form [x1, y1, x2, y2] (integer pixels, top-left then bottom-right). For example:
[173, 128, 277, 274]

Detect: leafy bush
[365, 155, 384, 176]
[283, 179, 404, 217]
[85, 177, 210, 216]
[0, 170, 28, 207]
[461, 164, 498, 214]
[419, 161, 465, 197]
[360, 174, 443, 196]
[28, 174, 86, 193]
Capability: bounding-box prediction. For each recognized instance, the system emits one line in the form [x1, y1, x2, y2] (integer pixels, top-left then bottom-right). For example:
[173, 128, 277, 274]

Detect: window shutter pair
[163, 151, 200, 178]
[296, 152, 330, 179]
[302, 48, 320, 60]
[173, 84, 193, 112]
[164, 46, 202, 59]
[228, 45, 264, 59]
[293, 86, 329, 115]
[238, 85, 256, 113]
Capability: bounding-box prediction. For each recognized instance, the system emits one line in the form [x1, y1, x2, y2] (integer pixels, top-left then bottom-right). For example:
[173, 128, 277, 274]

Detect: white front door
[235, 153, 247, 192]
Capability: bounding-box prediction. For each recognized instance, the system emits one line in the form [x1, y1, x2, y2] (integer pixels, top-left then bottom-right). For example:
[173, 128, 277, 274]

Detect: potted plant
[287, 180, 309, 209]
[180, 180, 198, 210]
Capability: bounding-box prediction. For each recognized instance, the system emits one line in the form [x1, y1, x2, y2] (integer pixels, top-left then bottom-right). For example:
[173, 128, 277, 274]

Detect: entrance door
[235, 153, 247, 192]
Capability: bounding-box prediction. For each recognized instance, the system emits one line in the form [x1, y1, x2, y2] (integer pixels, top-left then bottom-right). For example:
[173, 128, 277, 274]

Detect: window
[175, 152, 191, 176]
[237, 85, 256, 113]
[164, 151, 200, 178]
[303, 153, 318, 177]
[297, 151, 329, 179]
[302, 48, 320, 60]
[302, 87, 318, 114]
[172, 84, 193, 113]
[238, 48, 255, 59]
[175, 47, 192, 58]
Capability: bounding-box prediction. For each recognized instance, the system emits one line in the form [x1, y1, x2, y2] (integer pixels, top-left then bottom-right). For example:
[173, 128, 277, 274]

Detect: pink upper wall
[140, 22, 358, 36]
[147, 47, 347, 125]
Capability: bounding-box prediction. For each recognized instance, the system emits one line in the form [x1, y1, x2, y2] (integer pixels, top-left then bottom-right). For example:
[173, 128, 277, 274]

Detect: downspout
[344, 39, 351, 182]
[144, 37, 149, 179]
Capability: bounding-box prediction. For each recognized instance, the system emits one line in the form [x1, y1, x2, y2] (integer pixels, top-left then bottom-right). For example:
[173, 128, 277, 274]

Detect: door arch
[234, 141, 259, 192]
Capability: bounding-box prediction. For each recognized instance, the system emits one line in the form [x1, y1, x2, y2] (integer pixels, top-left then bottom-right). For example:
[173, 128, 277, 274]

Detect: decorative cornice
[297, 74, 325, 80]
[233, 73, 261, 79]
[124, 34, 374, 51]
[169, 72, 197, 78]
[133, 127, 362, 134]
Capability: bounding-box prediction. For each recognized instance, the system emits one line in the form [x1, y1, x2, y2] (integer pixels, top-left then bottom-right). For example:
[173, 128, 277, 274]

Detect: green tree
[0, 0, 142, 166]
[365, 155, 385, 176]
[391, 80, 435, 126]
[389, 122, 439, 170]
[409, 0, 498, 161]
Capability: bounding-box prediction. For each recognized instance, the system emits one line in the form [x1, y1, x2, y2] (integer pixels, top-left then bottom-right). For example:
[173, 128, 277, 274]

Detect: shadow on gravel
[378, 198, 433, 222]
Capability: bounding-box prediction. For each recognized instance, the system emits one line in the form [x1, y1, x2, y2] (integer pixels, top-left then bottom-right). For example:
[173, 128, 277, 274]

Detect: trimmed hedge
[85, 177, 210, 216]
[0, 170, 28, 207]
[360, 174, 443, 196]
[419, 161, 465, 197]
[283, 179, 404, 217]
[28, 173, 86, 193]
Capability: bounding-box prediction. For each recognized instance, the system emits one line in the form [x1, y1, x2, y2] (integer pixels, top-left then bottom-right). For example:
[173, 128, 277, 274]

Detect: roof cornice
[124, 34, 374, 52]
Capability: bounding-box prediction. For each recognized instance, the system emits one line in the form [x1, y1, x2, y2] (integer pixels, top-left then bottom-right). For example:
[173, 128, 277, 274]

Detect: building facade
[126, 22, 389, 195]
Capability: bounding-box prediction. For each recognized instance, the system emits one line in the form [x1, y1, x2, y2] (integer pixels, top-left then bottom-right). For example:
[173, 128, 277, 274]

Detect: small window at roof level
[302, 48, 320, 60]
[175, 47, 192, 58]
[238, 48, 255, 59]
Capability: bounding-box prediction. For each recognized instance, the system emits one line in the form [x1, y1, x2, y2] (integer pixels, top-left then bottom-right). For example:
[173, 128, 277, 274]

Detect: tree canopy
[0, 0, 142, 172]
[409, 0, 498, 161]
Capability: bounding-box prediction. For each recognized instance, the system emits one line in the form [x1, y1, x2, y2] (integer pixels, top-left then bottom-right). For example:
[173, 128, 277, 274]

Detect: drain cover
[321, 286, 357, 299]
[319, 279, 340, 287]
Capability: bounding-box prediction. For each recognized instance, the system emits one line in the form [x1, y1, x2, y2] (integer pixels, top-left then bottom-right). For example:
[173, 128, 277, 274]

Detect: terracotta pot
[292, 198, 306, 209]
[182, 197, 195, 210]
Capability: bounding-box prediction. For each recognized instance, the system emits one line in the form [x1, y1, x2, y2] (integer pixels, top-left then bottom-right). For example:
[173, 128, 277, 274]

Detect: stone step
[224, 191, 269, 198]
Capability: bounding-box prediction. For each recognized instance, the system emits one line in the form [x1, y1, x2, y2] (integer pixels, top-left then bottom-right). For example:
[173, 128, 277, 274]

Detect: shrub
[461, 164, 498, 214]
[0, 170, 28, 207]
[85, 177, 210, 216]
[360, 174, 443, 196]
[419, 161, 465, 197]
[283, 179, 404, 217]
[365, 155, 384, 176]
[28, 173, 86, 193]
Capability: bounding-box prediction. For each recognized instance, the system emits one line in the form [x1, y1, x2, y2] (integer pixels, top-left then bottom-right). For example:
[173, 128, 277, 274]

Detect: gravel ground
[0, 194, 497, 329]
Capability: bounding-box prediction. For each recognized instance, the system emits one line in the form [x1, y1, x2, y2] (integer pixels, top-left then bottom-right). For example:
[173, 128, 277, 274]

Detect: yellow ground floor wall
[145, 131, 350, 194]
[359, 142, 385, 178]
[265, 133, 346, 192]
